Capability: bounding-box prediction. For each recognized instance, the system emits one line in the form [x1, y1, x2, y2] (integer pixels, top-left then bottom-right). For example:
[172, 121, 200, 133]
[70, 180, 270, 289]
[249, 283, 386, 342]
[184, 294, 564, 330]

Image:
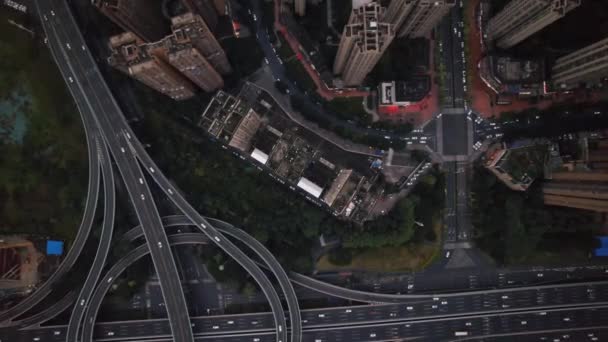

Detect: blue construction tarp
[46, 240, 64, 256]
[595, 248, 608, 257]
[599, 236, 608, 248]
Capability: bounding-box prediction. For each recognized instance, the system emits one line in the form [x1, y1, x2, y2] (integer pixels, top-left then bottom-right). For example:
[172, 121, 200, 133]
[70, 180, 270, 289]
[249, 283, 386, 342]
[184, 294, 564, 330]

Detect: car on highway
[157, 241, 162, 248]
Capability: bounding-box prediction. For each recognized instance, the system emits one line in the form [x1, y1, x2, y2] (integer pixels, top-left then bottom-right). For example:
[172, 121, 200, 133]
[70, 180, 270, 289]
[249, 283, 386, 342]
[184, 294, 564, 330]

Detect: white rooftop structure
[251, 148, 269, 165]
[297, 177, 324, 198]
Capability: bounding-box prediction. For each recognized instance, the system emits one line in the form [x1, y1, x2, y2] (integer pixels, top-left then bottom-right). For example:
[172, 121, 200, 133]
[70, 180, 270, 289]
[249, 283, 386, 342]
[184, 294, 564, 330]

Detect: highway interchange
[2, 0, 608, 341]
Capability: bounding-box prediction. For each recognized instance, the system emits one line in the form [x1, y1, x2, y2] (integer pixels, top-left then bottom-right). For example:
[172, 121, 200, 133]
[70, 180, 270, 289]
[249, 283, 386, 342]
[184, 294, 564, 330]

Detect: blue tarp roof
[46, 240, 64, 256]
[595, 248, 608, 257]
[598, 236, 608, 248]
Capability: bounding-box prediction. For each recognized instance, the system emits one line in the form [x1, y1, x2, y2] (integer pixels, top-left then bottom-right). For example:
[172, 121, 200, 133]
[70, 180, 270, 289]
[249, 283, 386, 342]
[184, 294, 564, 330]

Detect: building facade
[108, 33, 195, 100]
[164, 38, 224, 92]
[551, 36, 608, 89]
[171, 13, 232, 75]
[486, 0, 580, 50]
[180, 0, 219, 30]
[294, 0, 306, 16]
[94, 0, 168, 42]
[333, 2, 395, 86]
[385, 0, 416, 32]
[397, 0, 454, 38]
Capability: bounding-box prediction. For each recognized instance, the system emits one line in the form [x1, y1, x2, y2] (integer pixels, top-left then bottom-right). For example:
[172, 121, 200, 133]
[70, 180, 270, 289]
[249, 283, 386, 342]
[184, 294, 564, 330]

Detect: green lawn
[317, 220, 442, 272]
[324, 97, 369, 123]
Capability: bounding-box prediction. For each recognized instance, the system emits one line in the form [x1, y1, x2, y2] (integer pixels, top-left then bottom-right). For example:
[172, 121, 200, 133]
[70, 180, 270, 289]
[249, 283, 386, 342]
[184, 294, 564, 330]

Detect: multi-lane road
[35, 1, 298, 341]
[8, 1, 608, 342]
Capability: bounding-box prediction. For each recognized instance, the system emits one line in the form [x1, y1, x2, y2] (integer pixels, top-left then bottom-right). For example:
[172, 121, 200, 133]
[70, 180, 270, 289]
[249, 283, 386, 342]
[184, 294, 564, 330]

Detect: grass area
[284, 58, 317, 93]
[318, 170, 445, 273]
[317, 222, 442, 272]
[0, 9, 87, 241]
[324, 97, 369, 123]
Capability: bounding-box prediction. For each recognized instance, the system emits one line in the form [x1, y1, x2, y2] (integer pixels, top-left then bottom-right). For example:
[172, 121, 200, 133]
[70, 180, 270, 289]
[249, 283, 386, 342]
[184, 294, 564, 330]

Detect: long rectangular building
[397, 0, 454, 38]
[486, 0, 580, 50]
[333, 2, 395, 86]
[171, 13, 232, 75]
[94, 0, 168, 42]
[108, 32, 195, 100]
[551, 36, 608, 89]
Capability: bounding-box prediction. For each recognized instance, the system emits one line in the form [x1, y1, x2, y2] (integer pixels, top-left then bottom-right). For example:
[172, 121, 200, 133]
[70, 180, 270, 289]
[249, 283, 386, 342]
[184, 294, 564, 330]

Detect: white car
[139, 178, 143, 184]
[66, 43, 71, 50]
[68, 77, 74, 83]
[168, 189, 174, 195]
[108, 332, 115, 336]
[80, 299, 85, 306]
[81, 45, 86, 51]
[43, 15, 48, 21]
[345, 309, 352, 313]
[445, 251, 451, 258]
[121, 147, 126, 153]
[157, 241, 162, 248]
[140, 194, 145, 200]
[214, 236, 221, 242]
[370, 333, 376, 338]
[264, 58, 269, 64]
[149, 167, 155, 173]
[51, 10, 55, 16]
[212, 326, 219, 330]
[54, 331, 61, 335]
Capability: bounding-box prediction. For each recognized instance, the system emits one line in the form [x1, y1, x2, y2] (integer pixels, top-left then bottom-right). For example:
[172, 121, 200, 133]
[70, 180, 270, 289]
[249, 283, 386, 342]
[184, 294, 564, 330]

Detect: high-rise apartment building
[213, 0, 226, 14]
[333, 2, 395, 86]
[180, 0, 219, 30]
[385, 0, 416, 31]
[397, 0, 454, 38]
[93, 0, 168, 42]
[294, 0, 306, 16]
[552, 36, 608, 89]
[171, 13, 232, 75]
[108, 32, 195, 100]
[159, 36, 224, 92]
[486, 0, 580, 50]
